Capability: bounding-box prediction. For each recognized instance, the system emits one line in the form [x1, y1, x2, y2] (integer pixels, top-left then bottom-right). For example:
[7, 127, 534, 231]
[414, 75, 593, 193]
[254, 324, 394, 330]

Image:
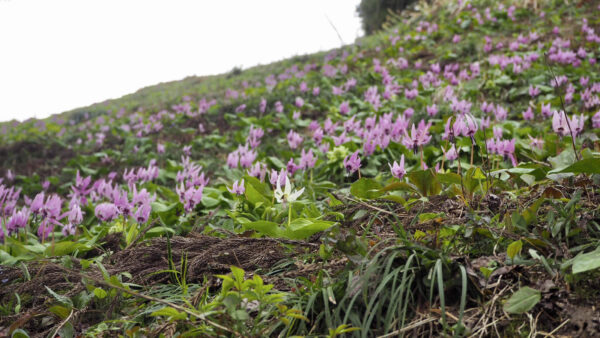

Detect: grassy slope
[1, 0, 600, 337]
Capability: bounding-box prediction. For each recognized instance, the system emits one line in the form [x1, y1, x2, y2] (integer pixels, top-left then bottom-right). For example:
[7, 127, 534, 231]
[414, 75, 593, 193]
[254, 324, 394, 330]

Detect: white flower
[274, 176, 304, 204]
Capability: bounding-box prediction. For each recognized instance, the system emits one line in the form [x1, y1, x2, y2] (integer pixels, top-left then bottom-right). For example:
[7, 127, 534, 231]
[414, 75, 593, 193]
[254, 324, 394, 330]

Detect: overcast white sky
[0, 0, 362, 122]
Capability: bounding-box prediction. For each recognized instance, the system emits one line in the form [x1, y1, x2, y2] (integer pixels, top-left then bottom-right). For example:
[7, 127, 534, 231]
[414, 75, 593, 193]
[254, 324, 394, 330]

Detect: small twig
[51, 308, 74, 337]
[342, 195, 398, 216]
[376, 317, 437, 337]
[325, 14, 345, 46]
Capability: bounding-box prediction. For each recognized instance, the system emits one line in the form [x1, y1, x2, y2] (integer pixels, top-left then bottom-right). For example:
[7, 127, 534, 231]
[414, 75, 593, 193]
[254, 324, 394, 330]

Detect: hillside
[1, 0, 600, 336]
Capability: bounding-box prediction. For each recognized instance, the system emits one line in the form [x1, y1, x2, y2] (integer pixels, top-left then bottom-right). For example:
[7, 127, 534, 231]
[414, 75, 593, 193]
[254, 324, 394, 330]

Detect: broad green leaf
[350, 178, 383, 199]
[93, 288, 108, 299]
[48, 305, 70, 319]
[243, 220, 281, 237]
[549, 158, 600, 175]
[572, 247, 600, 274]
[44, 241, 90, 257]
[507, 240, 523, 260]
[244, 181, 271, 206]
[285, 218, 335, 239]
[504, 286, 541, 314]
[408, 169, 442, 196]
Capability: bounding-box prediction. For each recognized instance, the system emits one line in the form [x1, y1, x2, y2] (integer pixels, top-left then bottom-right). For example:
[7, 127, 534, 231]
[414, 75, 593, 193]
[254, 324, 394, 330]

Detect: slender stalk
[470, 141, 474, 166]
[287, 203, 292, 228]
[543, 53, 580, 161]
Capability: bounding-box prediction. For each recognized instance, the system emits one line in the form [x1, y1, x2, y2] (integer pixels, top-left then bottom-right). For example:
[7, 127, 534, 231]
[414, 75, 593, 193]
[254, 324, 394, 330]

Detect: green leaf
[93, 288, 108, 299]
[507, 240, 523, 260]
[11, 329, 30, 338]
[243, 221, 282, 237]
[150, 307, 188, 321]
[549, 158, 600, 175]
[504, 286, 541, 314]
[48, 305, 70, 319]
[45, 286, 73, 307]
[44, 241, 90, 257]
[350, 178, 383, 199]
[284, 218, 335, 239]
[572, 247, 600, 274]
[244, 181, 271, 206]
[408, 170, 442, 196]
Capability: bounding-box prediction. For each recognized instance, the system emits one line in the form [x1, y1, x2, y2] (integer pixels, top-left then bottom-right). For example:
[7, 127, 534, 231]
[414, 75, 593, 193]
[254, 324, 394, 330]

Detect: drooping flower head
[389, 154, 406, 179]
[343, 150, 361, 174]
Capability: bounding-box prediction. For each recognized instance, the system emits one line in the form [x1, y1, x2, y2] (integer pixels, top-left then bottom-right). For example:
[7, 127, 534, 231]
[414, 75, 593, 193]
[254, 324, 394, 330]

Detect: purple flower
[287, 130, 304, 150]
[295, 97, 304, 108]
[259, 98, 267, 113]
[592, 111, 600, 129]
[270, 169, 288, 187]
[529, 85, 540, 97]
[442, 144, 459, 161]
[402, 122, 432, 150]
[133, 203, 151, 224]
[541, 103, 552, 118]
[239, 149, 257, 168]
[426, 104, 438, 117]
[287, 158, 299, 175]
[176, 184, 204, 213]
[528, 135, 544, 150]
[95, 203, 119, 222]
[228, 179, 245, 195]
[343, 150, 361, 174]
[389, 155, 406, 179]
[299, 149, 317, 169]
[247, 162, 267, 181]
[227, 152, 240, 169]
[183, 145, 192, 156]
[552, 110, 570, 137]
[522, 107, 534, 120]
[6, 207, 30, 233]
[157, 143, 165, 154]
[339, 101, 350, 115]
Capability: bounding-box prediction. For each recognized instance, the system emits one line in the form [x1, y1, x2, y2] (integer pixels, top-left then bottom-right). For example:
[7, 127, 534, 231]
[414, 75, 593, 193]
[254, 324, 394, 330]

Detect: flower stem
[287, 203, 292, 228]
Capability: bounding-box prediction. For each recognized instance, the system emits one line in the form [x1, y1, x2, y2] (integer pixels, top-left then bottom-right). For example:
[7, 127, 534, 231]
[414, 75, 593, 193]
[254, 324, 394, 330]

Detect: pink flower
[389, 154, 406, 179]
[552, 110, 570, 137]
[343, 150, 361, 174]
[339, 101, 350, 115]
[522, 107, 534, 120]
[95, 203, 119, 222]
[529, 85, 540, 97]
[228, 179, 245, 195]
[299, 149, 317, 169]
[287, 130, 304, 149]
[592, 111, 600, 128]
[442, 144, 459, 161]
[528, 135, 544, 150]
[426, 104, 438, 117]
[541, 103, 552, 118]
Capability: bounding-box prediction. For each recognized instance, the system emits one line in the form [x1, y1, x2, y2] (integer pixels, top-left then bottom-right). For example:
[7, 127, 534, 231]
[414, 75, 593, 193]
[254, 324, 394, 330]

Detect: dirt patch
[0, 139, 75, 178]
[0, 233, 318, 336]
